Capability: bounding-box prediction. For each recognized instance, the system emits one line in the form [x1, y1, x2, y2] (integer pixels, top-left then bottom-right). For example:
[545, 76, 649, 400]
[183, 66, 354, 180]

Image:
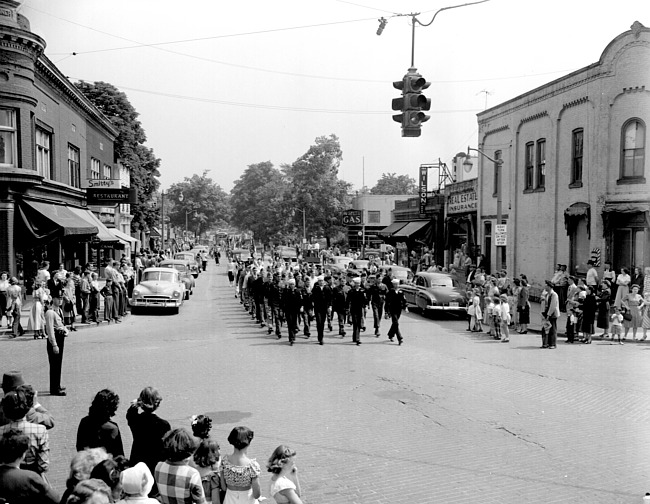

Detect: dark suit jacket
[0, 466, 59, 504]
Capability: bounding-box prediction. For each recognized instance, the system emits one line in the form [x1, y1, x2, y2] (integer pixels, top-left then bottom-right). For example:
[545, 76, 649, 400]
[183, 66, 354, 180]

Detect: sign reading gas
[342, 209, 363, 226]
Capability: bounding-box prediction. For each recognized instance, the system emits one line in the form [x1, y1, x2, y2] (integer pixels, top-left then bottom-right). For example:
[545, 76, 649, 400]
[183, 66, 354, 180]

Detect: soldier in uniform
[367, 274, 388, 337]
[346, 277, 368, 346]
[385, 279, 408, 345]
[332, 277, 348, 337]
[266, 274, 283, 338]
[282, 278, 303, 346]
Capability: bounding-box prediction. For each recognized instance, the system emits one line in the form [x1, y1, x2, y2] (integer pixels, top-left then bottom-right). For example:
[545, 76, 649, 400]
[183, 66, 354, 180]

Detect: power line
[70, 77, 482, 115]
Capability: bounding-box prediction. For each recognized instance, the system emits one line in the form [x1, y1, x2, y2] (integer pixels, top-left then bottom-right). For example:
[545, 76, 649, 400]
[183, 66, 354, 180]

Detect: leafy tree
[74, 80, 160, 232]
[167, 171, 230, 240]
[230, 162, 291, 243]
[370, 172, 417, 195]
[283, 134, 351, 245]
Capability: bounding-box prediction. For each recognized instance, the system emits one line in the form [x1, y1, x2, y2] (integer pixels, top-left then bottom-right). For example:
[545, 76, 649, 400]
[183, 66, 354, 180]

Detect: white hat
[391, 279, 400, 285]
[316, 275, 324, 281]
[121, 462, 154, 496]
[352, 277, 361, 284]
[287, 278, 296, 285]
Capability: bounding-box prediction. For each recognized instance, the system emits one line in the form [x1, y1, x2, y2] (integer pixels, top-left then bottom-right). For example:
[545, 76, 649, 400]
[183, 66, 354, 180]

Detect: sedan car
[400, 272, 467, 315]
[378, 265, 414, 285]
[131, 267, 186, 314]
[174, 252, 200, 278]
[158, 259, 195, 299]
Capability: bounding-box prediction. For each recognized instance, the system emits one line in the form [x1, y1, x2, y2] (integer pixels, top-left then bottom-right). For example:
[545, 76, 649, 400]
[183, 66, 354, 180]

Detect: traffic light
[392, 68, 431, 137]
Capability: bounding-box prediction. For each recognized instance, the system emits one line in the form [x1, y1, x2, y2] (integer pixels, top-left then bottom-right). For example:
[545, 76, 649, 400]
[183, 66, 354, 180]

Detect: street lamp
[456, 146, 504, 271]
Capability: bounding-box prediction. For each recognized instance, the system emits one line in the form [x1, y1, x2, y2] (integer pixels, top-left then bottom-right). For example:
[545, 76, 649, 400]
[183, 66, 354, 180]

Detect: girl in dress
[220, 426, 261, 504]
[28, 281, 48, 339]
[468, 289, 482, 332]
[623, 284, 643, 341]
[267, 445, 302, 504]
[190, 415, 224, 504]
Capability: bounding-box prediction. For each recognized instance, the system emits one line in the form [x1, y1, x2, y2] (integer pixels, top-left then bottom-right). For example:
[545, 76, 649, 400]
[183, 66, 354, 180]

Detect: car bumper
[131, 298, 182, 308]
[424, 305, 466, 312]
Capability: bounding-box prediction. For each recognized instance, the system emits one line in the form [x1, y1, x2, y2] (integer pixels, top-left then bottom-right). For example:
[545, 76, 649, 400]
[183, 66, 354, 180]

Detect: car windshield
[142, 271, 176, 282]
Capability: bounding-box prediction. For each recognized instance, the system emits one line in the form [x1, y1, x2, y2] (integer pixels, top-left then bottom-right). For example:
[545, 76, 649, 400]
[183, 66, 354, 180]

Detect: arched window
[620, 119, 645, 181]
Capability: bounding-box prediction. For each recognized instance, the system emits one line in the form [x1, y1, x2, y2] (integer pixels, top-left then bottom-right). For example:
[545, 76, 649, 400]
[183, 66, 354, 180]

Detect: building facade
[475, 21, 650, 287]
[0, 1, 132, 283]
[349, 193, 412, 249]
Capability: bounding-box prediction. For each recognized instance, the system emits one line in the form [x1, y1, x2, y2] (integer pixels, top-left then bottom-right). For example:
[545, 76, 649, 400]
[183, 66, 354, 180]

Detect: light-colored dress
[221, 457, 260, 504]
[28, 287, 47, 332]
[269, 475, 296, 504]
[623, 293, 642, 329]
[614, 273, 631, 308]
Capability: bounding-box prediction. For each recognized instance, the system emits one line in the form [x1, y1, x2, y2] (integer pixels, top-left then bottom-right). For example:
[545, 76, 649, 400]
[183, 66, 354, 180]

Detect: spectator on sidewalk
[60, 448, 110, 504]
[44, 296, 68, 396]
[16, 384, 54, 430]
[8, 278, 24, 338]
[116, 462, 160, 504]
[155, 427, 205, 504]
[267, 445, 303, 504]
[0, 271, 9, 328]
[65, 478, 112, 504]
[544, 280, 561, 349]
[220, 426, 260, 504]
[189, 415, 224, 504]
[0, 429, 59, 504]
[76, 389, 124, 458]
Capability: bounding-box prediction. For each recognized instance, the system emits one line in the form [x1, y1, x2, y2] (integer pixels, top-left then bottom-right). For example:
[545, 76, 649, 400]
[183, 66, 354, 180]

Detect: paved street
[1, 265, 649, 503]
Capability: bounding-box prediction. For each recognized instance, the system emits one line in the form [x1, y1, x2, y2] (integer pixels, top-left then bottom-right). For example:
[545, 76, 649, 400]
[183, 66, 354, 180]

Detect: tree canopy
[370, 172, 417, 195]
[75, 80, 160, 232]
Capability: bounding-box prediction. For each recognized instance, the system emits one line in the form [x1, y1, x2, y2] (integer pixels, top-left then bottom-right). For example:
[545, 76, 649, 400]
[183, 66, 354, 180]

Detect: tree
[75, 81, 160, 232]
[283, 134, 351, 245]
[167, 171, 230, 240]
[370, 173, 417, 195]
[229, 162, 291, 243]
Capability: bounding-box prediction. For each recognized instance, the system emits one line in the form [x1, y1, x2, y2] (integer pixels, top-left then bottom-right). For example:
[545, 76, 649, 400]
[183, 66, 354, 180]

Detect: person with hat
[346, 277, 368, 346]
[331, 277, 348, 337]
[115, 462, 159, 503]
[543, 280, 560, 349]
[1, 370, 24, 395]
[281, 279, 303, 346]
[366, 274, 387, 337]
[44, 296, 68, 396]
[385, 279, 407, 345]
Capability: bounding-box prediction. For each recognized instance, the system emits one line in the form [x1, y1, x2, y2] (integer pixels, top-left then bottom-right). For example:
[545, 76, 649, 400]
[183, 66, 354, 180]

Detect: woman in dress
[596, 280, 611, 338]
[62, 276, 77, 331]
[579, 285, 597, 344]
[220, 426, 261, 504]
[517, 279, 530, 334]
[632, 266, 644, 292]
[643, 266, 650, 296]
[28, 281, 48, 339]
[614, 267, 631, 309]
[622, 284, 643, 341]
[640, 292, 650, 341]
[267, 445, 302, 504]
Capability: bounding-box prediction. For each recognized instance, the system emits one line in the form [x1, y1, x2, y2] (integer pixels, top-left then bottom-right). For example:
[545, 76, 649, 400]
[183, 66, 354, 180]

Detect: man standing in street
[367, 275, 387, 337]
[44, 296, 68, 396]
[347, 277, 368, 346]
[311, 276, 332, 345]
[386, 279, 408, 345]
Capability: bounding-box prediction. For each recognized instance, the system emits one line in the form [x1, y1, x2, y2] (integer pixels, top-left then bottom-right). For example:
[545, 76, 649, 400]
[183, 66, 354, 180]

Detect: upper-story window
[492, 150, 502, 197]
[0, 108, 17, 167]
[367, 210, 380, 224]
[620, 119, 645, 182]
[68, 144, 81, 188]
[103, 164, 112, 179]
[524, 142, 534, 190]
[36, 127, 52, 179]
[91, 158, 101, 179]
[571, 129, 583, 186]
[536, 139, 546, 189]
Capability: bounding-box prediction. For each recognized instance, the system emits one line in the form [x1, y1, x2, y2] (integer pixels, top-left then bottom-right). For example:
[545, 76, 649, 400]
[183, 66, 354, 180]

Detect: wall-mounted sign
[495, 224, 507, 246]
[83, 179, 121, 189]
[87, 188, 130, 205]
[419, 166, 428, 216]
[342, 209, 363, 226]
[447, 190, 477, 214]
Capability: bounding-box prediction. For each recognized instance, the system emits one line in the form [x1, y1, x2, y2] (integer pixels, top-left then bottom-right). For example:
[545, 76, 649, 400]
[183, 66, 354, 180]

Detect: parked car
[346, 260, 370, 278]
[378, 265, 414, 284]
[131, 267, 186, 314]
[159, 259, 195, 299]
[400, 271, 467, 315]
[174, 252, 200, 277]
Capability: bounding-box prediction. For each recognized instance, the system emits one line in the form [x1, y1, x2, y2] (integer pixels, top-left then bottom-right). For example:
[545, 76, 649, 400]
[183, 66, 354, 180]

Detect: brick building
[0, 0, 131, 282]
[475, 21, 649, 286]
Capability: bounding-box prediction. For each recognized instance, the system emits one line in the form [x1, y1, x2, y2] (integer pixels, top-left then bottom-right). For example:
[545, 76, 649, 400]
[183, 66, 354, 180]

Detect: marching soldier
[385, 279, 408, 345]
[311, 276, 332, 345]
[282, 278, 303, 346]
[347, 277, 368, 346]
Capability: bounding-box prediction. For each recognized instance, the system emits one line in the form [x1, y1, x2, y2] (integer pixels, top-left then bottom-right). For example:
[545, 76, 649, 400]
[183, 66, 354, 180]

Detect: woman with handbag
[614, 267, 631, 309]
[622, 284, 643, 341]
[62, 277, 77, 331]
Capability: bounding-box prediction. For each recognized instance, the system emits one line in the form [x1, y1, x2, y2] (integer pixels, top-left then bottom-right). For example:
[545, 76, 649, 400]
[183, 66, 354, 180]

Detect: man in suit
[346, 277, 368, 346]
[311, 276, 332, 345]
[282, 279, 303, 346]
[385, 279, 408, 345]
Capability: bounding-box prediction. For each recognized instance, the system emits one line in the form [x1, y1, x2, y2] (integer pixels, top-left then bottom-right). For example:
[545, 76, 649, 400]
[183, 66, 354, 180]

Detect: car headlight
[133, 289, 141, 297]
[173, 291, 181, 298]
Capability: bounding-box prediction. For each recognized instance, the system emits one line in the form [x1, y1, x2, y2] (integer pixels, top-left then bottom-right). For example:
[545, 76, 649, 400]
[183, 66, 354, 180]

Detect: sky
[18, 0, 649, 193]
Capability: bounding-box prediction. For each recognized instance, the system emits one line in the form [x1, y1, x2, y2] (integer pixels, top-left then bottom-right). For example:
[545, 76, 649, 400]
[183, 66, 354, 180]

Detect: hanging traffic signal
[391, 68, 431, 137]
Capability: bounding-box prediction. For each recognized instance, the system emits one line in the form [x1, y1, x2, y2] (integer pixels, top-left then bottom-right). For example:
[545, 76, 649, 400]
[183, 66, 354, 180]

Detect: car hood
[136, 281, 180, 294]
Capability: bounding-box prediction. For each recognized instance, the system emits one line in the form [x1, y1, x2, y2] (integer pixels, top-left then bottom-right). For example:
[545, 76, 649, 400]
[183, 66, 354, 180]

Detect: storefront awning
[601, 201, 650, 235]
[18, 200, 99, 241]
[109, 228, 139, 247]
[392, 220, 430, 239]
[378, 221, 408, 236]
[564, 202, 591, 238]
[67, 207, 120, 246]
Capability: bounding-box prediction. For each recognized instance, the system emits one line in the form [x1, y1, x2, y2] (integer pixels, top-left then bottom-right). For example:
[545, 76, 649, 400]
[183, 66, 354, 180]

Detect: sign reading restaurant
[446, 179, 477, 215]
